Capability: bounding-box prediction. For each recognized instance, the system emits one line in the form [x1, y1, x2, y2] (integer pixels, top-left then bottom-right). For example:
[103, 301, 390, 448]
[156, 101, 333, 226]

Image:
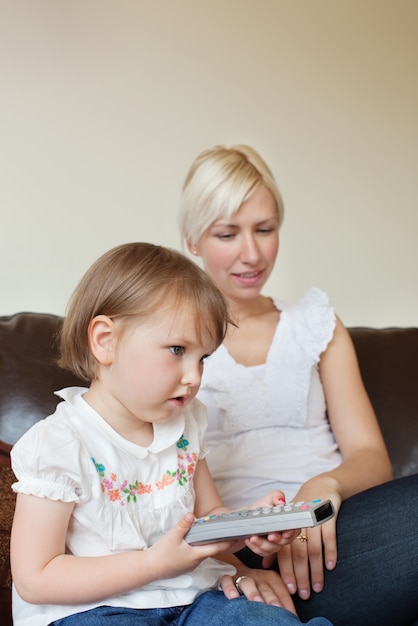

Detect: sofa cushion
[0, 313, 85, 626]
[0, 441, 14, 626]
[349, 327, 418, 478]
[0, 313, 417, 626]
[0, 312, 84, 446]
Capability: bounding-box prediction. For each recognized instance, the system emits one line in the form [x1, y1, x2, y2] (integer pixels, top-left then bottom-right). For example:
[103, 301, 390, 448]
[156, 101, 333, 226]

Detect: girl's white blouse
[11, 388, 234, 626]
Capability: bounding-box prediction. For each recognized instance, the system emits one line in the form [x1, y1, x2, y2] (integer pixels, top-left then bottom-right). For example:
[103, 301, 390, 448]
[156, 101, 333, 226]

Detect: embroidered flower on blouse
[91, 436, 198, 504]
[92, 458, 105, 476]
[155, 472, 175, 490]
[176, 434, 189, 450]
[123, 479, 152, 502]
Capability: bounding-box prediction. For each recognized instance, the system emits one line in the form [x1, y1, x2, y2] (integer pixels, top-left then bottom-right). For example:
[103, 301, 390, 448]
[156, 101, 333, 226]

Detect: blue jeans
[49, 591, 332, 625]
[237, 474, 418, 626]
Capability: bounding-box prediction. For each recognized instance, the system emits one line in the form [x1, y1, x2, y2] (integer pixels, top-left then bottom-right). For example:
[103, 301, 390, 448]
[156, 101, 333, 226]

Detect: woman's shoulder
[274, 286, 329, 311]
[274, 288, 336, 357]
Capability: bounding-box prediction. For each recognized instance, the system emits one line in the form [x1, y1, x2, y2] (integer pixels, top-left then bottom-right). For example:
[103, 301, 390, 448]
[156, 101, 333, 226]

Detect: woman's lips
[232, 270, 263, 286]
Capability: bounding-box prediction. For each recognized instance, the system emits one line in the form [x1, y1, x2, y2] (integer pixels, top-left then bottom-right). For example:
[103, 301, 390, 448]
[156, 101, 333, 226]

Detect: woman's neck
[223, 296, 280, 366]
[228, 295, 275, 325]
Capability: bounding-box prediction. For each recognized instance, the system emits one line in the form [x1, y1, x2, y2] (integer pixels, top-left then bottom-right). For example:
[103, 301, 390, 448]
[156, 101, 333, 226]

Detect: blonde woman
[179, 145, 418, 626]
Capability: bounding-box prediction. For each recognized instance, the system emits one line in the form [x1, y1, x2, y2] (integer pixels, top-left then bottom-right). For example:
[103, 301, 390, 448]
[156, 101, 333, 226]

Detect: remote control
[185, 499, 334, 545]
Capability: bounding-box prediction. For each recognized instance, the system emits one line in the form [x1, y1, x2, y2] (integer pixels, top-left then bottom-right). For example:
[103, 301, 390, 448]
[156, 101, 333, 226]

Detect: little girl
[10, 243, 332, 626]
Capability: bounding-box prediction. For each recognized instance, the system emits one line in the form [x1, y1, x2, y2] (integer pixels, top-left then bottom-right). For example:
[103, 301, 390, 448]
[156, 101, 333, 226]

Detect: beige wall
[1, 0, 417, 326]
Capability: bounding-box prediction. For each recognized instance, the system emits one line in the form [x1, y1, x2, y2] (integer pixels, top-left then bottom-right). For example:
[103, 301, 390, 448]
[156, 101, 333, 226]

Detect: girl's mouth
[169, 395, 190, 408]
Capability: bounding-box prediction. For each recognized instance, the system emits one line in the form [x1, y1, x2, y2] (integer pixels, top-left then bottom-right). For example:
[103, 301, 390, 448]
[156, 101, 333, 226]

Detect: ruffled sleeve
[286, 287, 336, 363]
[11, 417, 92, 504]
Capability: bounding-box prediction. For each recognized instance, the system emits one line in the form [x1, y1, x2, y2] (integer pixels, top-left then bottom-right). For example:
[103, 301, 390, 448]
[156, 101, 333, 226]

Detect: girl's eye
[216, 232, 235, 240]
[200, 354, 210, 363]
[257, 227, 274, 234]
[169, 346, 185, 356]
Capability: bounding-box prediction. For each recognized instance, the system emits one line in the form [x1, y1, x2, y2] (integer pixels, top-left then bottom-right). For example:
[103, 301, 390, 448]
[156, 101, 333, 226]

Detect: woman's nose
[241, 235, 260, 263]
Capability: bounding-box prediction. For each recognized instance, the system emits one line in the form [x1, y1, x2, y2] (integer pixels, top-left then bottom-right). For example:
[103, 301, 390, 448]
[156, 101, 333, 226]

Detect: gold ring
[296, 533, 308, 543]
[235, 575, 247, 593]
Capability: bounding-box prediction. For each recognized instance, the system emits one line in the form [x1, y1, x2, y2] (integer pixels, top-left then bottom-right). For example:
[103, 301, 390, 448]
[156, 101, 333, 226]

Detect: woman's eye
[257, 228, 274, 234]
[216, 233, 234, 240]
[169, 346, 185, 356]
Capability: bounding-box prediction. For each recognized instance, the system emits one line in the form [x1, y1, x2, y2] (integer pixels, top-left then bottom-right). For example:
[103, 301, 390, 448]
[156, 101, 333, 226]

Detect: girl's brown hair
[59, 242, 231, 381]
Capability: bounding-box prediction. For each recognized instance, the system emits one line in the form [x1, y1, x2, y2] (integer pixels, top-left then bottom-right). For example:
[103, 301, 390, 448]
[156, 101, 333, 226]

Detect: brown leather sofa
[1, 312, 417, 625]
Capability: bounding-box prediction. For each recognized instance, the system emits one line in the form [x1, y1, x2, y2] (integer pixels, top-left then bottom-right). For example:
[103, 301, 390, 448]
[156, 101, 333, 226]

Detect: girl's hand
[220, 567, 297, 615]
[243, 490, 300, 557]
[243, 528, 300, 557]
[250, 489, 287, 510]
[147, 512, 237, 580]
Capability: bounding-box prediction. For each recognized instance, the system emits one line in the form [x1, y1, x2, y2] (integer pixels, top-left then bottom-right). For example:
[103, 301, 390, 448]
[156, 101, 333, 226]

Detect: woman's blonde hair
[59, 242, 231, 381]
[179, 144, 285, 246]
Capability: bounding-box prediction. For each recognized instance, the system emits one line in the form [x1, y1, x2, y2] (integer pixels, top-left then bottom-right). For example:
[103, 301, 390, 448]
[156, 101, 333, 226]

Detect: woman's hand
[276, 516, 337, 599]
[220, 567, 297, 615]
[272, 486, 341, 599]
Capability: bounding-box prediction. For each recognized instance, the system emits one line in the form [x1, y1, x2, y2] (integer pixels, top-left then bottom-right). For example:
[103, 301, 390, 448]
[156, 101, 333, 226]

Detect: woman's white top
[198, 287, 342, 508]
[11, 387, 234, 626]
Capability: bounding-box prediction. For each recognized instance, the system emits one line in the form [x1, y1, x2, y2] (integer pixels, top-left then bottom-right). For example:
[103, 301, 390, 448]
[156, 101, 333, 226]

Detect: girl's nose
[181, 362, 202, 389]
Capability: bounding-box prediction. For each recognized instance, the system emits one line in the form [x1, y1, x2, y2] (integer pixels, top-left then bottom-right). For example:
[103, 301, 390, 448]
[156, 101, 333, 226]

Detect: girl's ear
[88, 315, 116, 365]
[186, 238, 200, 257]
